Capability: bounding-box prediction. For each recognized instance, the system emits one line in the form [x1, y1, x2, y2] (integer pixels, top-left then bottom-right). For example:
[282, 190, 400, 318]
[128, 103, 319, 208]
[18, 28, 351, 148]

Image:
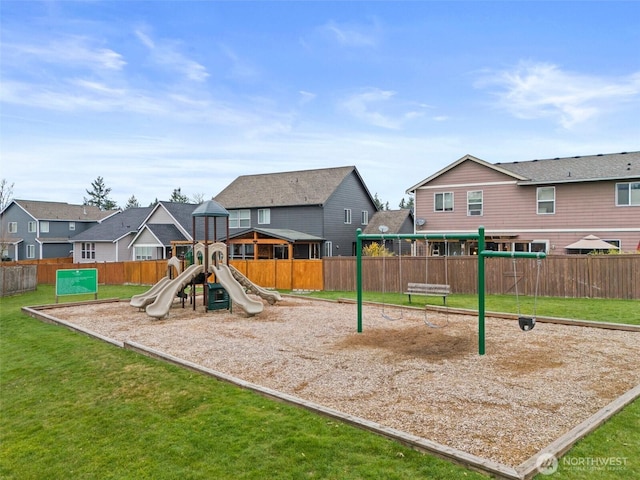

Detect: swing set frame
[355, 225, 546, 355]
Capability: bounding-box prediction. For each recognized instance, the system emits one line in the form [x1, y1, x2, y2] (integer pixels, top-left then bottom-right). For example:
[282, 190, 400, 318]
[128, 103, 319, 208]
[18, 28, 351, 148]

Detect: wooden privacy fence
[323, 254, 640, 300]
[35, 260, 169, 286]
[31, 259, 324, 291]
[229, 259, 323, 291]
[14, 254, 639, 299]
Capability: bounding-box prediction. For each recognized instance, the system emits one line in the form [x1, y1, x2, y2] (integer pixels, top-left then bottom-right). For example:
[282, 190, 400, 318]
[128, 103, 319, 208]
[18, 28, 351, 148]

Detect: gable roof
[7, 199, 117, 222]
[131, 224, 188, 247]
[70, 206, 153, 242]
[407, 151, 640, 192]
[214, 166, 367, 208]
[139, 202, 198, 237]
[497, 151, 640, 184]
[363, 209, 413, 235]
[406, 155, 527, 193]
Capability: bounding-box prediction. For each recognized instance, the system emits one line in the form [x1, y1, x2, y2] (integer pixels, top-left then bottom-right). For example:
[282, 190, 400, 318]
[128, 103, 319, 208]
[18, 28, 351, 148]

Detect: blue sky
[1, 1, 639, 209]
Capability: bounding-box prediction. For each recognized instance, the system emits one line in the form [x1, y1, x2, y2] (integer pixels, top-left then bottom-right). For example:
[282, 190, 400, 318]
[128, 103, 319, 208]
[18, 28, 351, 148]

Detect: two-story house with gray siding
[0, 200, 116, 260]
[407, 152, 640, 255]
[215, 166, 379, 258]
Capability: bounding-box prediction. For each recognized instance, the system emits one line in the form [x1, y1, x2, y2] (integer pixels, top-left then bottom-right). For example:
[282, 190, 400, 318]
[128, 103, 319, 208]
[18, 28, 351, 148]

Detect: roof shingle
[214, 166, 356, 208]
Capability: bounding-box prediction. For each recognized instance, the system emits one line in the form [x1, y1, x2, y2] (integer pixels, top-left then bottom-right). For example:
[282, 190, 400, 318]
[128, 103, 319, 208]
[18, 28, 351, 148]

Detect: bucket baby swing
[512, 253, 542, 331]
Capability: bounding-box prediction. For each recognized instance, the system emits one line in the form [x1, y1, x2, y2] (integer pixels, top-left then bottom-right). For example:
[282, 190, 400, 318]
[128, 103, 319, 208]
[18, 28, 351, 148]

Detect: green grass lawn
[292, 290, 640, 325]
[1, 285, 638, 479]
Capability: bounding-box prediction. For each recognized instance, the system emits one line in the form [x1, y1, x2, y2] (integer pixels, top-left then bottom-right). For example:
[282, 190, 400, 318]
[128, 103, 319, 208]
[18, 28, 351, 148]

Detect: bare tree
[0, 178, 15, 260]
[191, 192, 206, 204]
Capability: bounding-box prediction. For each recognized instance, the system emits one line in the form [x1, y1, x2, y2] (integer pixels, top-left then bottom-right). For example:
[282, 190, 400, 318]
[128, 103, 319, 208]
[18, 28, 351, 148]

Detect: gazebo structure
[191, 200, 230, 310]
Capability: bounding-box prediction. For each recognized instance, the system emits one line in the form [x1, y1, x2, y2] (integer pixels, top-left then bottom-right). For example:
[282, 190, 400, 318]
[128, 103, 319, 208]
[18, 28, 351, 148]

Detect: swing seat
[518, 316, 536, 331]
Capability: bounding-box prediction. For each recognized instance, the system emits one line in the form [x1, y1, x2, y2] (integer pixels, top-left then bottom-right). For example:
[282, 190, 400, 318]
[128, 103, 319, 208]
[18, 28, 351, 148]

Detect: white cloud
[341, 88, 424, 129]
[476, 62, 640, 128]
[298, 90, 317, 105]
[320, 20, 379, 47]
[135, 28, 209, 82]
[4, 35, 126, 71]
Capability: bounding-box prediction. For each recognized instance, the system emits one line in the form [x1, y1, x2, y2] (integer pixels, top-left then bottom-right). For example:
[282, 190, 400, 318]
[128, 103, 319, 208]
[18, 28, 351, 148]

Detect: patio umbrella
[564, 234, 619, 251]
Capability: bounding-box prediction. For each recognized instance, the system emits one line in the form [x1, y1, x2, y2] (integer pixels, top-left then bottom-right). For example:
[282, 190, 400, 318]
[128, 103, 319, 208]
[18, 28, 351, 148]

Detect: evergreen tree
[373, 193, 385, 211]
[124, 195, 141, 209]
[399, 196, 414, 210]
[84, 176, 117, 210]
[169, 187, 190, 203]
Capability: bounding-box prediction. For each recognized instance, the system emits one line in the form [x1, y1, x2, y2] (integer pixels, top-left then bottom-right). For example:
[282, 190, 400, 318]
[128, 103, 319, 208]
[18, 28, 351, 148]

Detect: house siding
[324, 172, 377, 256]
[249, 205, 324, 237]
[1, 205, 34, 260]
[415, 158, 640, 253]
[146, 207, 174, 224]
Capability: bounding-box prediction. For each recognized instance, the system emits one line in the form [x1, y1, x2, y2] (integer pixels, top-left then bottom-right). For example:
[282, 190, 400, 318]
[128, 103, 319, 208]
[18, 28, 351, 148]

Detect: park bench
[404, 282, 451, 305]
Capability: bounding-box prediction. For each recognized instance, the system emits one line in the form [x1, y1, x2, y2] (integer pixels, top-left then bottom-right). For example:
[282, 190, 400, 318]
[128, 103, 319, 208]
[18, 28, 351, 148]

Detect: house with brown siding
[407, 152, 640, 255]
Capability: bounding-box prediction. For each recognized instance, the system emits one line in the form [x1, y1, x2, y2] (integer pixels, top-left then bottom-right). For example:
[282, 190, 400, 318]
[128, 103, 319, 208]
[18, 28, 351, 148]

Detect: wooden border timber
[21, 303, 125, 348]
[335, 298, 640, 333]
[516, 383, 640, 479]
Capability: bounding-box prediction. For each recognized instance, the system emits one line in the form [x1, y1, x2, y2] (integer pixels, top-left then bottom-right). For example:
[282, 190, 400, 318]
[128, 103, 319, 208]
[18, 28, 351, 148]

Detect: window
[467, 191, 483, 216]
[604, 239, 621, 249]
[231, 243, 254, 259]
[531, 241, 549, 253]
[27, 244, 35, 258]
[8, 222, 17, 233]
[324, 241, 333, 257]
[134, 246, 153, 260]
[40, 221, 49, 233]
[258, 209, 270, 225]
[28, 221, 36, 233]
[616, 182, 640, 206]
[81, 242, 96, 260]
[229, 209, 251, 228]
[537, 187, 555, 214]
[361, 210, 369, 225]
[344, 209, 352, 224]
[69, 222, 76, 231]
[434, 192, 454, 212]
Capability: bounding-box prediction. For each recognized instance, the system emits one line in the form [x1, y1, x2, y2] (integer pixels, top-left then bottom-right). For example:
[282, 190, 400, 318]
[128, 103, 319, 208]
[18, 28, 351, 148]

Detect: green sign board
[55, 269, 98, 301]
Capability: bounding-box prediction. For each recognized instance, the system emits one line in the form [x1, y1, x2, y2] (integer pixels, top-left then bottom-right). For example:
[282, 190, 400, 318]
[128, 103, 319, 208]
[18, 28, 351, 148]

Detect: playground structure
[356, 225, 546, 355]
[130, 256, 182, 309]
[132, 200, 280, 320]
[132, 241, 280, 319]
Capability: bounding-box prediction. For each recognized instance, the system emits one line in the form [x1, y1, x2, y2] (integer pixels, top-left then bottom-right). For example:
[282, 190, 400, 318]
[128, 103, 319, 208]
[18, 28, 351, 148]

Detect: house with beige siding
[407, 151, 640, 255]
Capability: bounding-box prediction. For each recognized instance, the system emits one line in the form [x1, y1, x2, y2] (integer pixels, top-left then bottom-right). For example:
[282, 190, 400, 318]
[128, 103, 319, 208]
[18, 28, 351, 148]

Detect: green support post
[478, 226, 486, 355]
[356, 228, 363, 332]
